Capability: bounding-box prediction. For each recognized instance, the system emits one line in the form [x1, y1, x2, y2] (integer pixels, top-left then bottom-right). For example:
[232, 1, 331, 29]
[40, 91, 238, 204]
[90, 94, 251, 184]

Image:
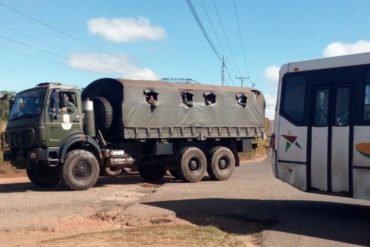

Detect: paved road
[1, 157, 370, 246]
[0, 175, 157, 231]
[142, 157, 370, 247]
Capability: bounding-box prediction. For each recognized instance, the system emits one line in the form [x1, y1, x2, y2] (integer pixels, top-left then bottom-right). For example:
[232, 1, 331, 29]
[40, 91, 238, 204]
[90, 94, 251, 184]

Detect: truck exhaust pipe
[83, 99, 96, 137]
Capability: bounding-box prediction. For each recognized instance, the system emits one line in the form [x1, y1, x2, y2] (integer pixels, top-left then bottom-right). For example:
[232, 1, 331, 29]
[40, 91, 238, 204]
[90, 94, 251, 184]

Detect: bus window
[314, 89, 329, 126]
[281, 75, 306, 123]
[335, 87, 350, 126]
[364, 71, 370, 121]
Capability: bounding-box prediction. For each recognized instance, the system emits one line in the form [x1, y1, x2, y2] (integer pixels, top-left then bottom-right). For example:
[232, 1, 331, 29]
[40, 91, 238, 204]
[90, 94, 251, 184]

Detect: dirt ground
[0, 141, 266, 247]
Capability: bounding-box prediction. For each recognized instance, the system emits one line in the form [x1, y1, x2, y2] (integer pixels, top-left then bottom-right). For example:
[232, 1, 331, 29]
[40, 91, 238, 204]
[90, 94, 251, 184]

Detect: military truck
[1, 78, 265, 190]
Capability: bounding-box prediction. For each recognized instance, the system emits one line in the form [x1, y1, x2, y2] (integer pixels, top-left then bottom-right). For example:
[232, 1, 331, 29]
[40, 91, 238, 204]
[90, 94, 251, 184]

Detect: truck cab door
[45, 89, 82, 146]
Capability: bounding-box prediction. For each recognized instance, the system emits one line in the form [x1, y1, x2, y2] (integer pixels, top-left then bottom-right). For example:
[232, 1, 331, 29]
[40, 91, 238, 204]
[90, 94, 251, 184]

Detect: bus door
[310, 84, 352, 194]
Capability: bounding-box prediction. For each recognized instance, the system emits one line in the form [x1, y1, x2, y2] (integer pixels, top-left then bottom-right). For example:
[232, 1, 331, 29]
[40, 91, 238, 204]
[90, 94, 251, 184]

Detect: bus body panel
[331, 126, 350, 193]
[311, 127, 328, 191]
[274, 52, 370, 200]
[275, 116, 307, 191]
[353, 126, 370, 199]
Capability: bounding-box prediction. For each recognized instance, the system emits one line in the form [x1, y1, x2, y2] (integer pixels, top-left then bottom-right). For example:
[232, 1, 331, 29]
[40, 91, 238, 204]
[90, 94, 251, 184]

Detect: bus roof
[282, 52, 370, 74]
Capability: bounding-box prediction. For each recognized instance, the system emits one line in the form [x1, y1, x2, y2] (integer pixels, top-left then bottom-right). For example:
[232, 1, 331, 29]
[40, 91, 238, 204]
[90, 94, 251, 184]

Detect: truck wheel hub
[73, 161, 91, 179]
[218, 158, 228, 169]
[189, 158, 200, 171]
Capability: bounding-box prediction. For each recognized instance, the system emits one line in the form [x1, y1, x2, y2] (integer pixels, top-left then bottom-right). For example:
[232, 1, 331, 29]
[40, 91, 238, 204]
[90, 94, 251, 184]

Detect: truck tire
[26, 162, 60, 187]
[61, 149, 100, 190]
[207, 146, 235, 181]
[93, 97, 113, 134]
[138, 163, 166, 182]
[168, 168, 182, 180]
[104, 167, 123, 176]
[178, 147, 207, 182]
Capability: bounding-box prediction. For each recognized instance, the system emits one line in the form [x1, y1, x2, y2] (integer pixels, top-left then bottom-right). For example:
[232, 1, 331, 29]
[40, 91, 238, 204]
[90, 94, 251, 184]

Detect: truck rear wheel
[178, 147, 207, 182]
[27, 162, 60, 187]
[207, 146, 235, 181]
[61, 149, 100, 190]
[138, 162, 166, 182]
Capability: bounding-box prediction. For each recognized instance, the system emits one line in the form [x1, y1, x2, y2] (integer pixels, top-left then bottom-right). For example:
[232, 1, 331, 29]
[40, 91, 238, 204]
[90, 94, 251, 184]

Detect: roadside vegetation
[40, 225, 249, 247]
[0, 91, 17, 175]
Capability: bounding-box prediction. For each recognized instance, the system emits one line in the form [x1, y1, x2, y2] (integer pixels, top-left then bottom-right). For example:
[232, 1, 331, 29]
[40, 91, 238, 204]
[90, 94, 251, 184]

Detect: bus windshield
[9, 88, 46, 121]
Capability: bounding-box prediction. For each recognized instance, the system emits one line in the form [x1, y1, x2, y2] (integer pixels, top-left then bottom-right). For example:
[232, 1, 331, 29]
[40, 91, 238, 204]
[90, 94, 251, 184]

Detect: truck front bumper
[7, 147, 60, 168]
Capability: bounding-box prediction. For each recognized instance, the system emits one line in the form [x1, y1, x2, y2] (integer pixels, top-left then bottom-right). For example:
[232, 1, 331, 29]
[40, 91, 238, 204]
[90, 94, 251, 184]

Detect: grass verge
[40, 225, 247, 247]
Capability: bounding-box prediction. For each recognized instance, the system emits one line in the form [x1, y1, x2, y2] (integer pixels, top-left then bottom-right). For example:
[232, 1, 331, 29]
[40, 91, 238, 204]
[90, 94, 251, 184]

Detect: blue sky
[1, 0, 370, 118]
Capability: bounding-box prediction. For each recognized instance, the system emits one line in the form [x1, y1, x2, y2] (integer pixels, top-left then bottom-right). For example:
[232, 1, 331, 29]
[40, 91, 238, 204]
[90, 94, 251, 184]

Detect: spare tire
[92, 97, 113, 134]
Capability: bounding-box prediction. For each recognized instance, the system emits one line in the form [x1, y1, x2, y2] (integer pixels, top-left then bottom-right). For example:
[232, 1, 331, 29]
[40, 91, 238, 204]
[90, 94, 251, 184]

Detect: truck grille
[8, 128, 35, 147]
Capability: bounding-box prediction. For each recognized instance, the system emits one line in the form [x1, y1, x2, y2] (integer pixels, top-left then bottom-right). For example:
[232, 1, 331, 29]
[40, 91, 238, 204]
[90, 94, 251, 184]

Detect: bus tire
[178, 147, 207, 182]
[61, 149, 100, 190]
[207, 146, 235, 181]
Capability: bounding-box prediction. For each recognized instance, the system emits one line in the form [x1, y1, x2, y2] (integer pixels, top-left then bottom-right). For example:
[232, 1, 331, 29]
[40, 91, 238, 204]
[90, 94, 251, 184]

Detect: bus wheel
[61, 149, 100, 190]
[207, 146, 235, 181]
[27, 162, 60, 187]
[178, 147, 207, 182]
[138, 163, 166, 182]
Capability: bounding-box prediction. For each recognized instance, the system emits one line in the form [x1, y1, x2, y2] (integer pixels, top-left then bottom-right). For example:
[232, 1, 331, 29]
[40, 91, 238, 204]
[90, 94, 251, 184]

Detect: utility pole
[235, 76, 249, 87]
[221, 56, 225, 86]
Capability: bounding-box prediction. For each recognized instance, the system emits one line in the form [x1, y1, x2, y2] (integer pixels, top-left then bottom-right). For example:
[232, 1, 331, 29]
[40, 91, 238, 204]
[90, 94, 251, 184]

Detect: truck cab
[2, 83, 95, 189]
[4, 83, 82, 167]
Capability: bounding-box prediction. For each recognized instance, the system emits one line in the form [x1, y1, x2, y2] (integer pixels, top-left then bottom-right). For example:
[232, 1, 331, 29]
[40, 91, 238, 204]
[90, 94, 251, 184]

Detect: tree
[0, 91, 15, 121]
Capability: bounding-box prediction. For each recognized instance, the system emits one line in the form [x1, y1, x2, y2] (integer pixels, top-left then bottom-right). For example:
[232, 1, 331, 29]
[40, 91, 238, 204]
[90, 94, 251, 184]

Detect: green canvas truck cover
[82, 78, 265, 140]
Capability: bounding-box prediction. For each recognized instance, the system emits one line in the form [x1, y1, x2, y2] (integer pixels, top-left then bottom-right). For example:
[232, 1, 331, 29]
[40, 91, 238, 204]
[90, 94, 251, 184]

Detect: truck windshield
[9, 88, 46, 121]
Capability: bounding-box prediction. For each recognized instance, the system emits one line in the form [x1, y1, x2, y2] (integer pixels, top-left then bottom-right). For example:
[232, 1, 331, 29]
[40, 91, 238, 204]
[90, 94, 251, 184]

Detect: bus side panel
[353, 126, 370, 200]
[276, 117, 308, 191]
[331, 126, 350, 193]
[310, 127, 328, 191]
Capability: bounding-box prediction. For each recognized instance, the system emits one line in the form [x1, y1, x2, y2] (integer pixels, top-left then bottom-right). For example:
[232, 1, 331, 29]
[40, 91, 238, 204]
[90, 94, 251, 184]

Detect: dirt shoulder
[0, 151, 268, 247]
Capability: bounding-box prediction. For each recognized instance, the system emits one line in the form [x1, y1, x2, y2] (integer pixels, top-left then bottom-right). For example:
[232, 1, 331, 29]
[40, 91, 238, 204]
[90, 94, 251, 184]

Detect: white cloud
[88, 17, 166, 42]
[264, 94, 277, 120]
[68, 53, 160, 80]
[323, 40, 370, 57]
[263, 65, 279, 119]
[264, 65, 280, 87]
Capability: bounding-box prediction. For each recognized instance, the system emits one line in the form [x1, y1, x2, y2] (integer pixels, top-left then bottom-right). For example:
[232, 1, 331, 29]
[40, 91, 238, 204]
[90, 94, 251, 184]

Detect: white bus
[272, 52, 370, 200]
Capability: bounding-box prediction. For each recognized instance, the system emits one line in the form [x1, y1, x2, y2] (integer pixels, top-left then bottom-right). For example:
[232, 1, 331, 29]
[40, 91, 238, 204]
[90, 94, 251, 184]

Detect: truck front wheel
[27, 162, 60, 187]
[178, 147, 207, 182]
[61, 149, 100, 190]
[207, 146, 235, 181]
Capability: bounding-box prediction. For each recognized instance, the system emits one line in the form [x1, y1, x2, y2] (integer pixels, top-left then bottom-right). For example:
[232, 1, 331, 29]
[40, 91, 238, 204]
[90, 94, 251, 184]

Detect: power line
[211, 0, 242, 78]
[232, 0, 250, 77]
[186, 0, 222, 62]
[0, 2, 106, 54]
[0, 44, 64, 65]
[200, 0, 239, 83]
[186, 0, 235, 86]
[0, 24, 71, 53]
[0, 33, 107, 70]
[0, 34, 69, 60]
[0, 1, 142, 71]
